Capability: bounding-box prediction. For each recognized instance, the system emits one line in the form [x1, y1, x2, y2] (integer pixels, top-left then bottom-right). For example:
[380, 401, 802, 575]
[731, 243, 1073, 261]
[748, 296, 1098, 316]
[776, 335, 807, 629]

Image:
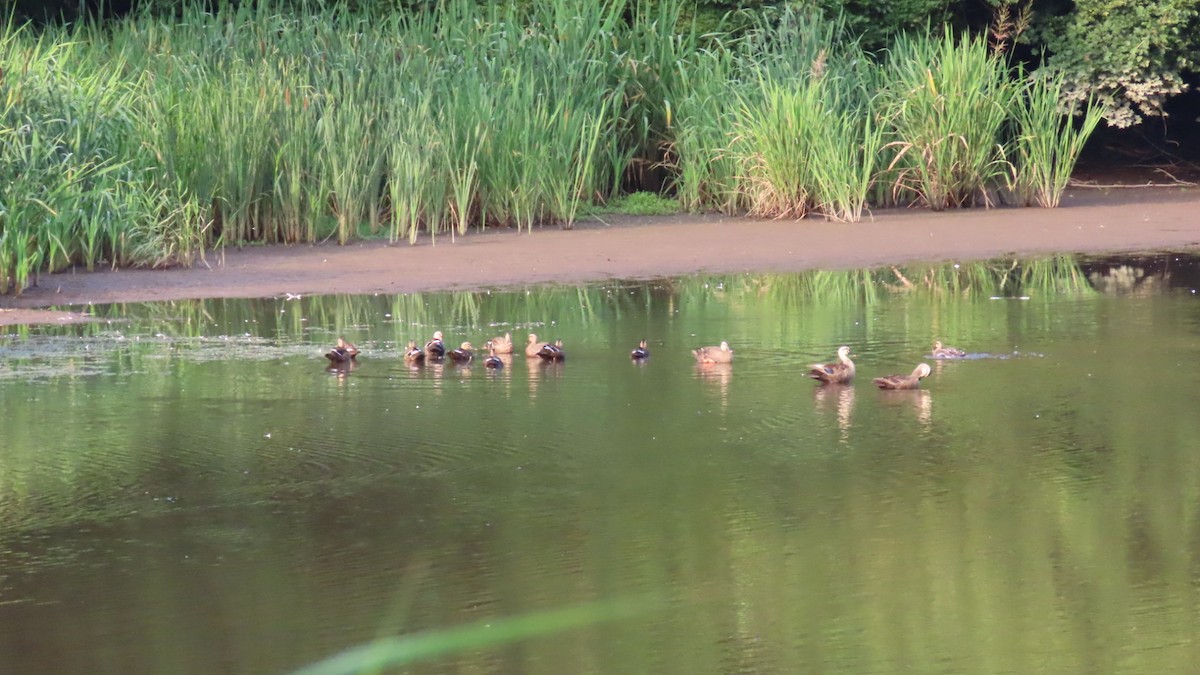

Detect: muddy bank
[2, 186, 1198, 323]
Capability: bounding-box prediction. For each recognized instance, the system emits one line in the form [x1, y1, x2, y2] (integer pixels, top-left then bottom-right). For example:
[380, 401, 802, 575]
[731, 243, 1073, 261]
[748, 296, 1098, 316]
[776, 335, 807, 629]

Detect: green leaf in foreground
[290, 596, 657, 675]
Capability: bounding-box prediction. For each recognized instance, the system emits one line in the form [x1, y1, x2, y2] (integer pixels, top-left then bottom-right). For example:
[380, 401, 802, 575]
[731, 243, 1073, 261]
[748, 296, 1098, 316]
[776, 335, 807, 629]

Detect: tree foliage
[1027, 0, 1200, 128]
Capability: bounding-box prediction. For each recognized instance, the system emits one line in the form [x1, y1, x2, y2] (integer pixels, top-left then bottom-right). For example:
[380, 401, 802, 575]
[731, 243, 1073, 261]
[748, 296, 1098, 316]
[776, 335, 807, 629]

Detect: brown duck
[484, 342, 505, 369]
[692, 341, 733, 364]
[808, 345, 855, 384]
[424, 331, 446, 360]
[525, 333, 549, 357]
[631, 339, 649, 360]
[488, 332, 514, 355]
[537, 338, 566, 362]
[932, 340, 967, 358]
[324, 337, 359, 364]
[447, 342, 475, 364]
[403, 340, 425, 365]
[873, 363, 932, 390]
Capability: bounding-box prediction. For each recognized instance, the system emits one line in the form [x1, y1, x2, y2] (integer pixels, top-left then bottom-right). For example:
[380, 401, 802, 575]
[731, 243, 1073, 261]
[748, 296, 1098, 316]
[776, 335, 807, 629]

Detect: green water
[2, 255, 1200, 674]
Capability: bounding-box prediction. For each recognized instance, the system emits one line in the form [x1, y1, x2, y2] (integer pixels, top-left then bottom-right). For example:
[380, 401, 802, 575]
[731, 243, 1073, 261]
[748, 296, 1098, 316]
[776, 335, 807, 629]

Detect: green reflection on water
[1, 254, 1199, 674]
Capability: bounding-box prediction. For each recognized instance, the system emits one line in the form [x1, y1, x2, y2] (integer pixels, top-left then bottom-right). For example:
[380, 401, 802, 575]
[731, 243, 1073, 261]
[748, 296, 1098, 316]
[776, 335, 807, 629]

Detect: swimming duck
[631, 339, 649, 360]
[489, 332, 514, 355]
[484, 342, 505, 369]
[447, 341, 475, 364]
[808, 345, 855, 384]
[692, 341, 733, 364]
[324, 337, 359, 364]
[403, 340, 425, 365]
[932, 340, 967, 358]
[525, 333, 548, 357]
[537, 338, 566, 362]
[873, 363, 932, 390]
[424, 331, 446, 360]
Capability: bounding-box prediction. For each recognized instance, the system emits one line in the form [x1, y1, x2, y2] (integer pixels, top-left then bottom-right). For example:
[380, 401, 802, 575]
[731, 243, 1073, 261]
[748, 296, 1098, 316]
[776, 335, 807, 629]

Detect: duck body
[808, 345, 855, 384]
[631, 340, 649, 360]
[525, 333, 545, 358]
[403, 340, 426, 365]
[489, 333, 514, 355]
[447, 342, 475, 364]
[424, 331, 446, 361]
[692, 341, 733, 364]
[873, 363, 932, 390]
[484, 354, 504, 369]
[324, 337, 359, 363]
[932, 340, 967, 358]
[484, 342, 505, 369]
[537, 338, 566, 362]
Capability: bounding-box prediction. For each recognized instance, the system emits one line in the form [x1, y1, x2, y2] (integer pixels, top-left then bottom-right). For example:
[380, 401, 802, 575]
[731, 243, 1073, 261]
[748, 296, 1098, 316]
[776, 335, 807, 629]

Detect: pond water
[2, 254, 1200, 674]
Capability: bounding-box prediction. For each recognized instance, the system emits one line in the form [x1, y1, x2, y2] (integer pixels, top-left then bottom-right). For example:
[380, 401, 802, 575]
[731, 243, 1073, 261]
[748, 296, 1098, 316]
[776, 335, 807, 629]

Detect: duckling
[447, 342, 474, 364]
[873, 363, 932, 390]
[424, 331, 446, 361]
[489, 332, 514, 355]
[692, 341, 733, 364]
[403, 340, 425, 365]
[324, 337, 359, 364]
[808, 345, 855, 384]
[484, 341, 504, 369]
[537, 338, 566, 362]
[631, 339, 649, 360]
[932, 340, 967, 358]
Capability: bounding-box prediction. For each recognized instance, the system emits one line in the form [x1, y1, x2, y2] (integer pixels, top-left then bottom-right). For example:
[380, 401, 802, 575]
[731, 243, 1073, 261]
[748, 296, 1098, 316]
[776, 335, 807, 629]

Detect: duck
[525, 333, 548, 357]
[932, 340, 967, 358]
[692, 341, 733, 364]
[324, 337, 359, 364]
[873, 363, 932, 390]
[537, 338, 566, 362]
[631, 339, 649, 360]
[424, 331, 446, 360]
[447, 341, 474, 364]
[808, 345, 855, 384]
[484, 341, 504, 369]
[488, 332, 514, 355]
[403, 340, 425, 365]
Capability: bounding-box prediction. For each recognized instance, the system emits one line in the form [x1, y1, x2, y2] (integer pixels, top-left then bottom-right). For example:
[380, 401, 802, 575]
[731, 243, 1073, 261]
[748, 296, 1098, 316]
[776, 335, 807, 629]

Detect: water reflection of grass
[2, 257, 1097, 346]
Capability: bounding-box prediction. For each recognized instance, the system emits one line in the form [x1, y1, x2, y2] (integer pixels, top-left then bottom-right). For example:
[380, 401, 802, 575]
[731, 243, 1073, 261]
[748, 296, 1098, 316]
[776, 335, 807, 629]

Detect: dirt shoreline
[3, 185, 1199, 325]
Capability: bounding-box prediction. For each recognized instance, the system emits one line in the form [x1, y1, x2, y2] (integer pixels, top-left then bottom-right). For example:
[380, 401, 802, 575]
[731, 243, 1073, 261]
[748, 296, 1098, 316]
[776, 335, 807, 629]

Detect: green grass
[0, 2, 1107, 295]
[1012, 72, 1106, 207]
[584, 191, 682, 216]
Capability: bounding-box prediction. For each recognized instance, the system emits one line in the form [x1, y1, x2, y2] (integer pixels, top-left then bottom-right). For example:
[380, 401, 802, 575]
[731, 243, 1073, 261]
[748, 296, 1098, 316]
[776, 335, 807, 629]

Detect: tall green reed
[877, 29, 1017, 210]
[0, 0, 1115, 296]
[1011, 72, 1105, 207]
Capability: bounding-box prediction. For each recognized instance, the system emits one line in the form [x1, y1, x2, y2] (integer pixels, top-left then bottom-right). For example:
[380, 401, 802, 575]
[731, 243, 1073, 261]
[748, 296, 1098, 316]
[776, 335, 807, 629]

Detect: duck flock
[325, 334, 968, 389]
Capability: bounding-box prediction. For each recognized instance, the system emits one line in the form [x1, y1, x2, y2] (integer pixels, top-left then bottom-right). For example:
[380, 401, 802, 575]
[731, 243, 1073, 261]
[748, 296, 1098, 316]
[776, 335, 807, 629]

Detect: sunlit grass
[1012, 72, 1106, 207]
[1, 2, 1111, 295]
[585, 191, 682, 216]
[877, 29, 1016, 210]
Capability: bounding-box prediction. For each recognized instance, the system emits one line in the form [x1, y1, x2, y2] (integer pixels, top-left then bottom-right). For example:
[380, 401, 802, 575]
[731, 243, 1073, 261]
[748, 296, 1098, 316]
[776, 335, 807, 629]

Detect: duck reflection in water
[325, 359, 357, 380]
[695, 361, 732, 407]
[526, 356, 564, 399]
[878, 389, 933, 425]
[812, 383, 855, 436]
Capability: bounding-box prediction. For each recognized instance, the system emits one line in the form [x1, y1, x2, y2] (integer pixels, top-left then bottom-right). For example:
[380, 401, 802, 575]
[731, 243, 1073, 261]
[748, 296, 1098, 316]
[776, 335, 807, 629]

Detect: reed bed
[1, 2, 1104, 295]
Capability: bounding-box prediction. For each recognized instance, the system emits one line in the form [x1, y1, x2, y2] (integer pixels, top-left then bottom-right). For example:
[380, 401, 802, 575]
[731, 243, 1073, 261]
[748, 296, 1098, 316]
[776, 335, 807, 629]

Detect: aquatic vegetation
[1011, 72, 1106, 207]
[0, 2, 1107, 294]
